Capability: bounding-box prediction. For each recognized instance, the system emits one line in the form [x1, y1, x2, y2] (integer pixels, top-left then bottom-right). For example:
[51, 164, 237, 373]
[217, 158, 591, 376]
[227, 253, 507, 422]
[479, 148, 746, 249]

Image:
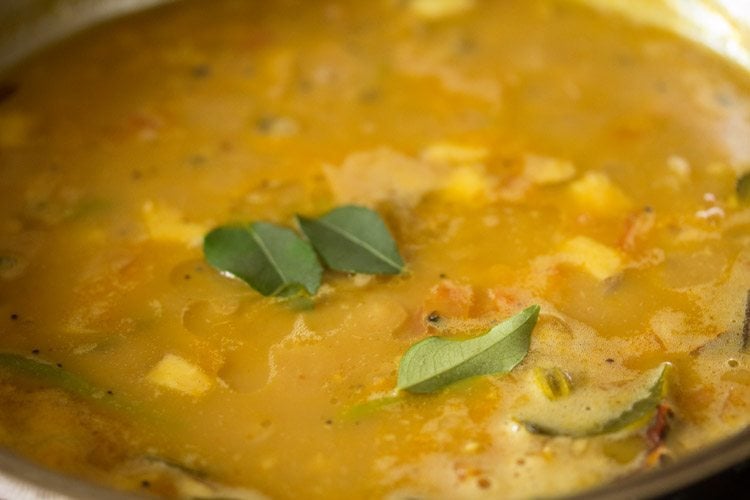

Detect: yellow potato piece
[522, 155, 577, 185]
[142, 200, 206, 247]
[409, 0, 474, 19]
[147, 354, 213, 396]
[441, 165, 489, 202]
[568, 171, 632, 215]
[559, 236, 623, 280]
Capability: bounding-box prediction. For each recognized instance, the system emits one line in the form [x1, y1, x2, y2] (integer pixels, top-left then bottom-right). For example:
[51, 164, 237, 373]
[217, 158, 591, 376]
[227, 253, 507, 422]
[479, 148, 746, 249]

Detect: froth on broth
[0, 0, 749, 498]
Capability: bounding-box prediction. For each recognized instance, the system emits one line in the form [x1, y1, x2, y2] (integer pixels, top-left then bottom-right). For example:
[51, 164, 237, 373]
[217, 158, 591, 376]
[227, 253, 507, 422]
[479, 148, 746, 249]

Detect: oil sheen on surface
[0, 0, 749, 498]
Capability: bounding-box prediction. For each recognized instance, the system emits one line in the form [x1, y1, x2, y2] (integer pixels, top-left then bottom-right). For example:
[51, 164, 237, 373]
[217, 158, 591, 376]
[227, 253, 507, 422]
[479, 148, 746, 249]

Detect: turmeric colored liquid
[0, 0, 749, 498]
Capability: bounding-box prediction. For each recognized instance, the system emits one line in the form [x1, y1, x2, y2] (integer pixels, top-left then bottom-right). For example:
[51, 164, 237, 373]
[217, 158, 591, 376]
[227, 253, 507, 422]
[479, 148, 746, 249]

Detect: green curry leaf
[203, 222, 322, 296]
[520, 362, 672, 437]
[296, 205, 405, 275]
[397, 305, 540, 394]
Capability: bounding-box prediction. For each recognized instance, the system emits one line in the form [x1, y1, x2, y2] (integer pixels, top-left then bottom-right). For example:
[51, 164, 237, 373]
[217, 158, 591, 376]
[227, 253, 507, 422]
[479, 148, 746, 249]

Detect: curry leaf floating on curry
[297, 205, 405, 275]
[203, 222, 323, 297]
[204, 205, 404, 298]
[397, 305, 540, 394]
[519, 363, 672, 437]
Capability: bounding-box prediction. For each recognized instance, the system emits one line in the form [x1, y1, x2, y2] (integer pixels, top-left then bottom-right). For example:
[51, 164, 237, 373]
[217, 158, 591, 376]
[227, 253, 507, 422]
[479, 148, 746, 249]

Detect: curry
[0, 0, 749, 498]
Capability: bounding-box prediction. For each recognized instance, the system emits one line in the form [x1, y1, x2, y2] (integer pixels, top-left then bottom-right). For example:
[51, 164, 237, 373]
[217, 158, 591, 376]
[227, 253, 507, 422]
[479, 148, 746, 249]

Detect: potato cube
[147, 354, 212, 396]
[409, 0, 474, 19]
[441, 165, 489, 202]
[559, 236, 622, 280]
[568, 172, 632, 215]
[522, 155, 576, 185]
[142, 201, 206, 247]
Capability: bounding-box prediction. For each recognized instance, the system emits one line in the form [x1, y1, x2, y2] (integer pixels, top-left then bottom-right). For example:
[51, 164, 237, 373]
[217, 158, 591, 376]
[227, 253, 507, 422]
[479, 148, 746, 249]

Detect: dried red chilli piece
[645, 403, 674, 450]
[644, 445, 674, 468]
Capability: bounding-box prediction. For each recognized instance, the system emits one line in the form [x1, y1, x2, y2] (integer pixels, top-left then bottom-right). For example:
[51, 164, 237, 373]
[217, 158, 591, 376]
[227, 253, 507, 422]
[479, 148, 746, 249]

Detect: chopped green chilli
[519, 363, 672, 437]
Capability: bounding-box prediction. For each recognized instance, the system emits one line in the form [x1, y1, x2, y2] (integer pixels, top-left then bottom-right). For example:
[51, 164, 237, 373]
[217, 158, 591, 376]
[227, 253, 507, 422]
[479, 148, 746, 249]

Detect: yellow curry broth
[0, 0, 749, 498]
